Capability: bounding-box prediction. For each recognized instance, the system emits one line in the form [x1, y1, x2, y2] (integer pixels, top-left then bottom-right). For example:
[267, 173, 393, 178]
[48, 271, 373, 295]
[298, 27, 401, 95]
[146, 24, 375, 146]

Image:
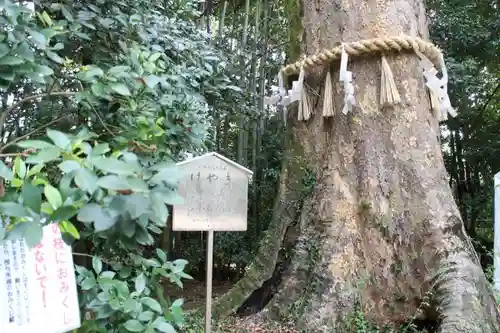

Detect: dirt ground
[165, 279, 300, 332]
[165, 279, 234, 310]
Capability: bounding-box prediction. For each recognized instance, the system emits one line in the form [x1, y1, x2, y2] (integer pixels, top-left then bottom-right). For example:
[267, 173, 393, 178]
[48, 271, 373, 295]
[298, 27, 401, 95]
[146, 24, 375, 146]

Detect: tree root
[433, 252, 500, 333]
[211, 163, 309, 319]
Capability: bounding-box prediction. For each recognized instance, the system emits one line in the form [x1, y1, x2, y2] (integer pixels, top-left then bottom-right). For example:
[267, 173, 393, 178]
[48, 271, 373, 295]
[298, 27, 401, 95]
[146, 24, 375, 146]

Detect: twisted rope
[281, 35, 442, 76]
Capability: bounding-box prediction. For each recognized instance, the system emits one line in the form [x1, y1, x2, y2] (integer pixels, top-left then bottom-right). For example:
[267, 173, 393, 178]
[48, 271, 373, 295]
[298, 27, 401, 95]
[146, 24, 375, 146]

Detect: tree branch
[0, 114, 71, 153]
[468, 82, 500, 134]
[0, 91, 77, 139]
[73, 252, 112, 265]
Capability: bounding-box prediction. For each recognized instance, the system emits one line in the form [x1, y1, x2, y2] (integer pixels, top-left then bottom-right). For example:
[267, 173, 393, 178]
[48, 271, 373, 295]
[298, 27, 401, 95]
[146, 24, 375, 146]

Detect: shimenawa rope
[265, 35, 455, 122]
[280, 35, 442, 76]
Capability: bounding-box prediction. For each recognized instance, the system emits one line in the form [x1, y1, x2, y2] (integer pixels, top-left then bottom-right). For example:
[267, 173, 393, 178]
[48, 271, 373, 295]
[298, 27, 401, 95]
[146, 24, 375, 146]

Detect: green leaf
[99, 17, 114, 28]
[8, 222, 43, 248]
[156, 249, 167, 262]
[0, 70, 15, 82]
[27, 163, 45, 177]
[149, 167, 180, 186]
[108, 66, 130, 75]
[59, 220, 80, 239]
[96, 175, 129, 190]
[51, 205, 78, 221]
[171, 298, 184, 309]
[0, 56, 24, 65]
[173, 258, 188, 268]
[126, 194, 149, 219]
[141, 297, 162, 314]
[115, 281, 130, 299]
[110, 83, 131, 96]
[123, 298, 137, 313]
[134, 227, 154, 246]
[90, 83, 106, 97]
[120, 219, 136, 238]
[58, 160, 80, 173]
[170, 303, 184, 325]
[14, 157, 26, 179]
[178, 272, 193, 280]
[61, 6, 73, 21]
[138, 311, 154, 322]
[37, 65, 54, 76]
[123, 320, 145, 332]
[74, 168, 98, 194]
[52, 43, 64, 50]
[44, 184, 63, 209]
[148, 53, 162, 62]
[25, 72, 46, 84]
[92, 157, 137, 175]
[100, 271, 116, 279]
[81, 277, 96, 290]
[17, 140, 55, 150]
[46, 129, 71, 150]
[143, 75, 161, 89]
[0, 225, 5, 241]
[41, 11, 53, 26]
[0, 160, 13, 181]
[11, 178, 23, 188]
[29, 30, 47, 48]
[135, 273, 146, 293]
[22, 182, 42, 213]
[0, 202, 28, 217]
[77, 203, 103, 223]
[25, 147, 61, 164]
[125, 177, 148, 192]
[41, 202, 53, 215]
[24, 222, 44, 248]
[154, 320, 175, 333]
[143, 258, 161, 269]
[77, 204, 116, 231]
[0, 44, 9, 58]
[16, 42, 34, 61]
[79, 66, 104, 81]
[150, 193, 168, 224]
[92, 256, 103, 274]
[46, 51, 64, 64]
[91, 143, 110, 156]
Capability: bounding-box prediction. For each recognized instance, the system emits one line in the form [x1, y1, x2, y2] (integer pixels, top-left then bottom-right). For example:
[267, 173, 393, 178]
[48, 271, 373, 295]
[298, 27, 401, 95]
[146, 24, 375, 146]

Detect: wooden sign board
[0, 223, 81, 333]
[173, 152, 253, 232]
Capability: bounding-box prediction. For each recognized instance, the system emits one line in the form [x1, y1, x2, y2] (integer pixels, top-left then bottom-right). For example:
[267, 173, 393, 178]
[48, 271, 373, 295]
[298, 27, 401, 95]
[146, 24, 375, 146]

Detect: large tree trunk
[213, 0, 500, 331]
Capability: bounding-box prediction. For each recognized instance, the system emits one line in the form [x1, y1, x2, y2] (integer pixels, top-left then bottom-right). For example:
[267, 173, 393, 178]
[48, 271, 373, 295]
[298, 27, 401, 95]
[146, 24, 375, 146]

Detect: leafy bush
[0, 0, 240, 332]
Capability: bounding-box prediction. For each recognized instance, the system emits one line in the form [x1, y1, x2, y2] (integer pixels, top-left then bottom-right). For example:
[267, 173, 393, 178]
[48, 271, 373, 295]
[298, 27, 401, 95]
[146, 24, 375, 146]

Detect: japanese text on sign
[173, 153, 252, 231]
[0, 223, 81, 333]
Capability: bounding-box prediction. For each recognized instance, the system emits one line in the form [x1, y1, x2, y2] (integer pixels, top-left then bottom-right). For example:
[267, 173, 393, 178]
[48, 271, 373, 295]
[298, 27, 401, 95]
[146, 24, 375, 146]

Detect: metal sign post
[173, 152, 252, 333]
[205, 230, 214, 333]
[494, 172, 500, 292]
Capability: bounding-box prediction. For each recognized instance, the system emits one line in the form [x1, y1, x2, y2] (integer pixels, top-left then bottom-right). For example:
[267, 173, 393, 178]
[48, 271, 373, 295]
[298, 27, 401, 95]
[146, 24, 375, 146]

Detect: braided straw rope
[280, 35, 442, 76]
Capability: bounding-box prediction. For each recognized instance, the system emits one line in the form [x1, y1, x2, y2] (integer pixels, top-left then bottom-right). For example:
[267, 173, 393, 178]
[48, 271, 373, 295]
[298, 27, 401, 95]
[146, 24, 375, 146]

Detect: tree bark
[214, 0, 500, 331]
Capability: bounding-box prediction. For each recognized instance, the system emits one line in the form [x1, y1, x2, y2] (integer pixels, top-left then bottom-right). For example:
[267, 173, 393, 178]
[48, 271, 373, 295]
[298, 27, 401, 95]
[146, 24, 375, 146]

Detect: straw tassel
[380, 55, 401, 108]
[322, 70, 335, 117]
[298, 87, 312, 121]
[429, 89, 441, 120]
